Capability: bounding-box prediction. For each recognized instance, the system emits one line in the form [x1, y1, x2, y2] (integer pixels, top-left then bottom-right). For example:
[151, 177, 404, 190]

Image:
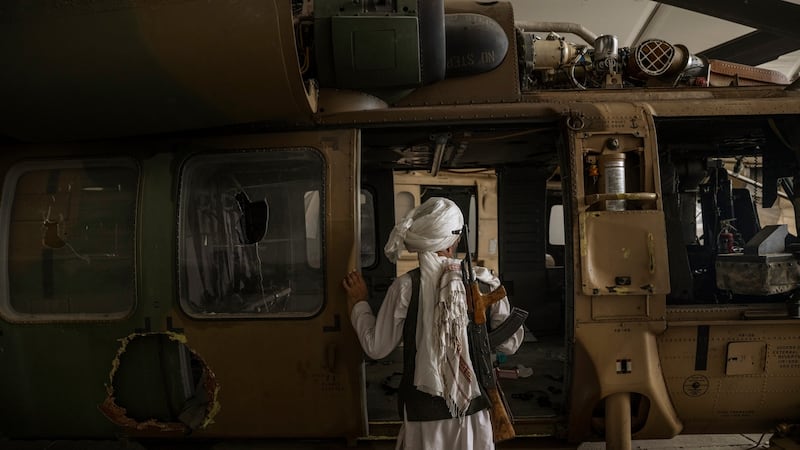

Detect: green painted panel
[331, 16, 421, 88]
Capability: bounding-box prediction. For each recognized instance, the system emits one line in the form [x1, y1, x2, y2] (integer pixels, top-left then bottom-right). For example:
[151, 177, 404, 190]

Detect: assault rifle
[459, 225, 527, 443]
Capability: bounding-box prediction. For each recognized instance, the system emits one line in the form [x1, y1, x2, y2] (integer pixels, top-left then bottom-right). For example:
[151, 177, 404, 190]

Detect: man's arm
[343, 271, 407, 360]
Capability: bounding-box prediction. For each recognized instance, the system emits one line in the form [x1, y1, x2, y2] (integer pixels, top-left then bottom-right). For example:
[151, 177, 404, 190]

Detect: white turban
[384, 197, 464, 263]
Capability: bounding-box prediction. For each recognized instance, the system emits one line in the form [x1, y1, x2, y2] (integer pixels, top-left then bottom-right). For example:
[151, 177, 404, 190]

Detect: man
[342, 197, 523, 449]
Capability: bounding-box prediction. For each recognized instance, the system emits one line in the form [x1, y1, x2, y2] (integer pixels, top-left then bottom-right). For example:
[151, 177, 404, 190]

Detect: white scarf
[434, 258, 482, 417]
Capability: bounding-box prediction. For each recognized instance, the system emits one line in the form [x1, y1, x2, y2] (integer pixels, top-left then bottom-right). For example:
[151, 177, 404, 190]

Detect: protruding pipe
[605, 392, 632, 450]
[515, 21, 598, 45]
[429, 133, 451, 177]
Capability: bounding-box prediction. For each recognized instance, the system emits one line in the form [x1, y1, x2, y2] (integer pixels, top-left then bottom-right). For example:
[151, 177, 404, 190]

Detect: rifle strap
[398, 269, 490, 422]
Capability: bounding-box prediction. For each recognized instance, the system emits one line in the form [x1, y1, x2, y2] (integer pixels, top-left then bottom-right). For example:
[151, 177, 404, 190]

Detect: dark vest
[398, 269, 490, 421]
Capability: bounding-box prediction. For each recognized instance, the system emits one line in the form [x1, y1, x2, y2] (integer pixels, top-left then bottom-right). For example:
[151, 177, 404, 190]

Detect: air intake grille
[635, 39, 675, 76]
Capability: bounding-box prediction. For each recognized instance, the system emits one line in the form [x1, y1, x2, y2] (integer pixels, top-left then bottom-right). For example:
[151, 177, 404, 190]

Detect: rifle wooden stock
[487, 381, 516, 442]
[470, 282, 507, 325]
[465, 278, 515, 443]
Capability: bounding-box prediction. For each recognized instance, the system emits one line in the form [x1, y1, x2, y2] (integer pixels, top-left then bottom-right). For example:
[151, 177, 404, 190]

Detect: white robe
[350, 265, 524, 450]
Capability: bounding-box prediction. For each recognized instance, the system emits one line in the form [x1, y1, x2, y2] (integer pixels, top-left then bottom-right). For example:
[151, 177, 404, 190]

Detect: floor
[0, 434, 774, 449]
[576, 434, 772, 449]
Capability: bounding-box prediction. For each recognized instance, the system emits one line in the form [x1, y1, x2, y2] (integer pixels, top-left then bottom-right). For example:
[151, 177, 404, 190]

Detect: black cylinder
[445, 13, 508, 77]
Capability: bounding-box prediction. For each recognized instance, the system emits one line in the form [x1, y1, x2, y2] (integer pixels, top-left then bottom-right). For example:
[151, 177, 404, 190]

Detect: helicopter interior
[355, 114, 799, 428]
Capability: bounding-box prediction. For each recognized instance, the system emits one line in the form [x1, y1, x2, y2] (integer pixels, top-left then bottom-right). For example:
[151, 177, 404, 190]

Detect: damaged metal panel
[99, 332, 220, 433]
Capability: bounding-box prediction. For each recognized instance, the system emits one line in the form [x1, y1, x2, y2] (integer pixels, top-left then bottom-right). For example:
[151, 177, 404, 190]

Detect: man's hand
[342, 270, 369, 313]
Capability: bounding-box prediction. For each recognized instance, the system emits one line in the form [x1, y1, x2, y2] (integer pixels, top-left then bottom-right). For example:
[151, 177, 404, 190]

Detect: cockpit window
[178, 150, 325, 318]
[0, 159, 138, 321]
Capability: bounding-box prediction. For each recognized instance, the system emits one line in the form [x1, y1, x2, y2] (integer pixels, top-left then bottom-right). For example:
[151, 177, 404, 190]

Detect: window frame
[0, 157, 139, 323]
[176, 148, 327, 320]
[360, 187, 379, 269]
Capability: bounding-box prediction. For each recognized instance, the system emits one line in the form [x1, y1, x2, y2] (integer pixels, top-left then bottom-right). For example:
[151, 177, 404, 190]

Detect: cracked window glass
[0, 159, 138, 320]
[179, 150, 325, 317]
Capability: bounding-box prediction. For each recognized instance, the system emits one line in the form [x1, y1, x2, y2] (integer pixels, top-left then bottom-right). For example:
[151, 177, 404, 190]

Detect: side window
[547, 204, 565, 268]
[178, 150, 325, 318]
[360, 189, 377, 268]
[0, 159, 138, 321]
[395, 191, 415, 222]
[548, 205, 565, 246]
[304, 190, 321, 269]
[466, 193, 477, 257]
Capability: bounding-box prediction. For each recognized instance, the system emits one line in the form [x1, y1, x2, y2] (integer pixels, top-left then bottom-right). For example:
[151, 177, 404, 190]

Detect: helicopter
[1, 1, 799, 449]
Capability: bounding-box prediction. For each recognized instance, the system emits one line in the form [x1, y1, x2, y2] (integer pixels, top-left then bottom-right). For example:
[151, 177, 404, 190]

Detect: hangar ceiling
[509, 0, 800, 81]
